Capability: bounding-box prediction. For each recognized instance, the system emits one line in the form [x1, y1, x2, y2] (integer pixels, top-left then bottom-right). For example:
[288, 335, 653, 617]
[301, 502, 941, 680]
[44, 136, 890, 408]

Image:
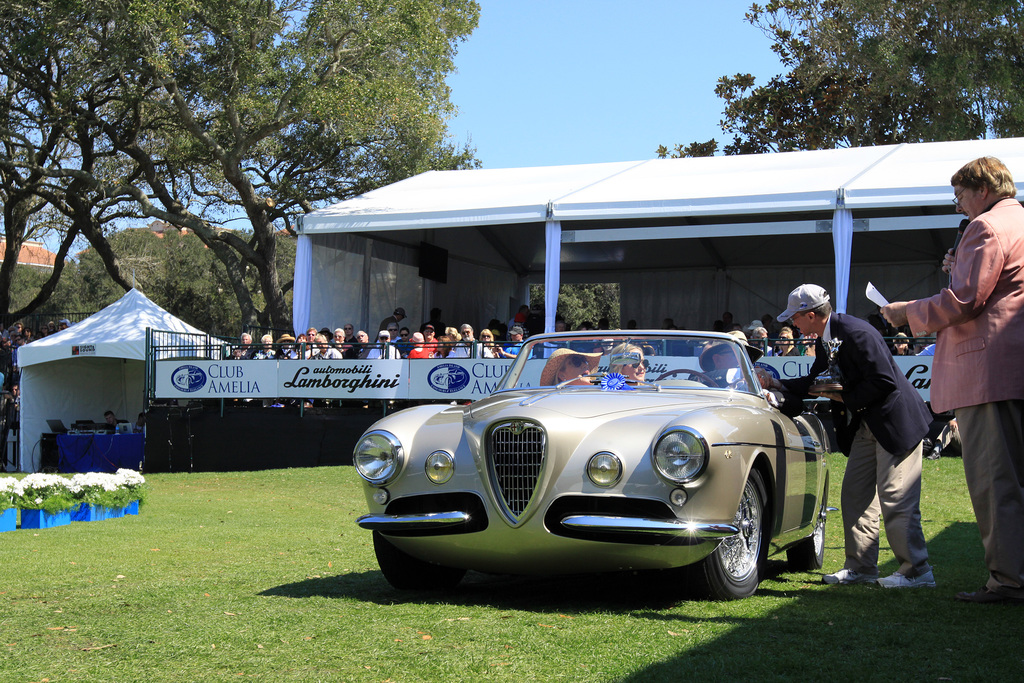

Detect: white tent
[294, 137, 1024, 334]
[17, 289, 208, 472]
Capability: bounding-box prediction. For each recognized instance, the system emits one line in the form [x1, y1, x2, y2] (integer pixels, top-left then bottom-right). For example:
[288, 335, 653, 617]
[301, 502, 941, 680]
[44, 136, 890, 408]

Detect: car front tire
[372, 531, 467, 590]
[694, 469, 769, 600]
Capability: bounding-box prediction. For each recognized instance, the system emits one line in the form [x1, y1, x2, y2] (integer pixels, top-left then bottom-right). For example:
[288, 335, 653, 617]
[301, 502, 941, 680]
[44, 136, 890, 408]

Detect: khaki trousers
[842, 421, 930, 577]
[956, 400, 1024, 597]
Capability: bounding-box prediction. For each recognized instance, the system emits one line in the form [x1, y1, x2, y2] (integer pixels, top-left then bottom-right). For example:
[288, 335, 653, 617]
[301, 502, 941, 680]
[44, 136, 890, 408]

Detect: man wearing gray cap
[762, 284, 934, 588]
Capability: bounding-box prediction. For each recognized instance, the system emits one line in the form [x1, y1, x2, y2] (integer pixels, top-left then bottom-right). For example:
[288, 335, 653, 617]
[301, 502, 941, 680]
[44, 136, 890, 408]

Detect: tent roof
[298, 137, 1024, 235]
[18, 288, 207, 368]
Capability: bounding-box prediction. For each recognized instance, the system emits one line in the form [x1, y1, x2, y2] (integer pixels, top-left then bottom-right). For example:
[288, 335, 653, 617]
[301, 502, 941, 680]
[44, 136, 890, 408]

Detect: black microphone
[948, 218, 968, 285]
[951, 218, 968, 256]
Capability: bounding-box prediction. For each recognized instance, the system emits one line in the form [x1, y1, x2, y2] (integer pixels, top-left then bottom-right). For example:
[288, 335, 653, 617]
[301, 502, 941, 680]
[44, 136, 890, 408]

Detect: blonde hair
[608, 343, 643, 373]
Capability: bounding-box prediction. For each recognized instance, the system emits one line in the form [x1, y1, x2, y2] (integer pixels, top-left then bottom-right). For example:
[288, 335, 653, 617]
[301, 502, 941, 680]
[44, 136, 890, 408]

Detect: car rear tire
[695, 469, 768, 600]
[787, 474, 828, 571]
[372, 531, 466, 590]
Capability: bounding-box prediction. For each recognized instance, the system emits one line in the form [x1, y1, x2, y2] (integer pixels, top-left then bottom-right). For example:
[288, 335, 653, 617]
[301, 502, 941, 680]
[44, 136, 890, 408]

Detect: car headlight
[425, 450, 455, 484]
[653, 428, 708, 483]
[587, 452, 622, 487]
[353, 430, 403, 485]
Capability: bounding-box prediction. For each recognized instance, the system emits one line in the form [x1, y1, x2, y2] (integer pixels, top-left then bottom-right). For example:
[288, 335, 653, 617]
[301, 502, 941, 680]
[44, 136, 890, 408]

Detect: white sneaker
[876, 570, 936, 588]
[822, 568, 879, 585]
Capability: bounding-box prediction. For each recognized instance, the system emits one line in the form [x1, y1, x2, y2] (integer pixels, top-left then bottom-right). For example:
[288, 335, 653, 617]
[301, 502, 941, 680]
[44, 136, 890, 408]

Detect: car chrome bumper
[356, 511, 470, 530]
[560, 514, 739, 539]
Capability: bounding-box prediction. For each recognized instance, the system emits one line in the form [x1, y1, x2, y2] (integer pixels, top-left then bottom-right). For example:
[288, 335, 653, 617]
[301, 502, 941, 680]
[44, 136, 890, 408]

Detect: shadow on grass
[258, 541, 861, 613]
[260, 522, 1024, 679]
[616, 521, 1024, 682]
[261, 566, 698, 612]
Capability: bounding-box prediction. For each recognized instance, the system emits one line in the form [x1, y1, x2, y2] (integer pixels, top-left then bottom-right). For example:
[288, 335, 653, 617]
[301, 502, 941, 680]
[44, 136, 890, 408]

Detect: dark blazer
[782, 312, 931, 456]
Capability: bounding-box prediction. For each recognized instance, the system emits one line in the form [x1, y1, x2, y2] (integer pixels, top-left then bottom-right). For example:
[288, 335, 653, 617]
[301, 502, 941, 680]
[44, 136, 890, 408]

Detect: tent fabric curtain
[832, 207, 853, 314]
[293, 234, 313, 336]
[544, 219, 561, 332]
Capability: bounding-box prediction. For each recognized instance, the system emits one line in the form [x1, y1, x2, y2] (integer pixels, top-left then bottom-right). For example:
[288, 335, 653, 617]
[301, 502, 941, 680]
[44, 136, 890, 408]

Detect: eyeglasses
[566, 355, 591, 368]
[628, 359, 650, 371]
[952, 188, 966, 208]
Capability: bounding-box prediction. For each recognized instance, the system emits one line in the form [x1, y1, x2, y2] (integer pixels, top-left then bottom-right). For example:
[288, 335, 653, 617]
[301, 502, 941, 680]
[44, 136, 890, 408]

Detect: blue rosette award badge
[601, 372, 635, 391]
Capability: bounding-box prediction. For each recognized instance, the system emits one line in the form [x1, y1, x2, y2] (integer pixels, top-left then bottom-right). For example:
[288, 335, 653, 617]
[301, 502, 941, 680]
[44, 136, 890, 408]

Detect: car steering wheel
[655, 368, 719, 387]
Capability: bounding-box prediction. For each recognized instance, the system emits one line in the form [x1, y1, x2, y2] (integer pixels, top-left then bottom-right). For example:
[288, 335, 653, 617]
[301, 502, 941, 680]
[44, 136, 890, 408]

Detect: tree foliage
[0, 0, 480, 325]
[660, 0, 1024, 157]
[531, 283, 621, 330]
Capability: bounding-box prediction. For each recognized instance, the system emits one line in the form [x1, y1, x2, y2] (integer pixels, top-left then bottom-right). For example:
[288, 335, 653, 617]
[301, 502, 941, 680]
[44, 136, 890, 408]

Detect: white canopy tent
[294, 138, 1024, 335]
[17, 289, 208, 472]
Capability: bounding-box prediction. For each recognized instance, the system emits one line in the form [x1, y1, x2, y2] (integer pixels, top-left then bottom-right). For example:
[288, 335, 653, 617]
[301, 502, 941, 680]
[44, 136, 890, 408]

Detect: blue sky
[446, 1, 784, 169]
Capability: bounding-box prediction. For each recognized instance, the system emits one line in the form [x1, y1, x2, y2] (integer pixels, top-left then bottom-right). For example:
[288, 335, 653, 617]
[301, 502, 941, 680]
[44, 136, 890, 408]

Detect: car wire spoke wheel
[719, 477, 763, 581]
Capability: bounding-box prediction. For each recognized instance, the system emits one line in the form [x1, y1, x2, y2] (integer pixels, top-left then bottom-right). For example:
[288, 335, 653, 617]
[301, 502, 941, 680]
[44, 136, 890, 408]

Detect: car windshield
[494, 332, 761, 395]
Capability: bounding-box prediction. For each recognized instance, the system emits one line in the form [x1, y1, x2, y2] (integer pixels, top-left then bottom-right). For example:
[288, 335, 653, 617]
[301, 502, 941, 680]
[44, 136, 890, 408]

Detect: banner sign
[278, 360, 405, 399]
[756, 356, 933, 401]
[154, 356, 932, 402]
[155, 360, 279, 398]
[408, 359, 515, 400]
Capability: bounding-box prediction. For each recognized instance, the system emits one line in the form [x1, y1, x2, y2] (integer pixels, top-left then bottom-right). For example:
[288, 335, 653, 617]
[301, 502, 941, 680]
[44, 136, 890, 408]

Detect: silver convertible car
[354, 331, 829, 600]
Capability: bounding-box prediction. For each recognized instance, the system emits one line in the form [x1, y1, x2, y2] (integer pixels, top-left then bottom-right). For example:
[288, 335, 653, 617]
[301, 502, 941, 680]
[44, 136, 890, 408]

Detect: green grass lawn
[1, 455, 1020, 682]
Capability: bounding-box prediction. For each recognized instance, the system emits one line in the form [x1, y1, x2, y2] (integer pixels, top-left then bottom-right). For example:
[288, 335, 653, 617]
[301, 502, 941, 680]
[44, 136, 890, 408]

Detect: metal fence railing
[749, 335, 935, 357]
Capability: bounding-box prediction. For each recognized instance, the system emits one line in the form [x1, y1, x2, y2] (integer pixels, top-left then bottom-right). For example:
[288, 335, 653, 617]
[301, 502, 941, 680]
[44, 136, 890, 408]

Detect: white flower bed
[0, 470, 146, 510]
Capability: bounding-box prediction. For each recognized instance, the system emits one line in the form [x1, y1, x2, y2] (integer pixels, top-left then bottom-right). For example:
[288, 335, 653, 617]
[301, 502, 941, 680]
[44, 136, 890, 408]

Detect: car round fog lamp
[670, 488, 688, 507]
[372, 488, 390, 506]
[587, 452, 622, 487]
[425, 450, 455, 484]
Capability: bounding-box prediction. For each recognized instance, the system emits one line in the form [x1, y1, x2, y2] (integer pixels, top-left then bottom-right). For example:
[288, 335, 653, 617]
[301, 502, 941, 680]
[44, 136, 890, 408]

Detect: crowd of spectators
[230, 303, 933, 362]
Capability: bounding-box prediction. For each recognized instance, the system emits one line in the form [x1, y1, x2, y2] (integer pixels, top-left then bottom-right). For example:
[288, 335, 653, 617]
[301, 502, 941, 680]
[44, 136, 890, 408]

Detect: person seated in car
[608, 343, 649, 383]
[539, 349, 601, 386]
[699, 331, 763, 388]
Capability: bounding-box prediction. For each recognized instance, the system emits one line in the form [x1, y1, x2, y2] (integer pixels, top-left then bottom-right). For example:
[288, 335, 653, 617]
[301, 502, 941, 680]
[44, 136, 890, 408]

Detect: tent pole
[544, 208, 561, 333]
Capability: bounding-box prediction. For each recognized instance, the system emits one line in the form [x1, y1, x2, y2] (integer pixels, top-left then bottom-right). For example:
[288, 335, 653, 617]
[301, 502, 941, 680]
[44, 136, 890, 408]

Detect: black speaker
[40, 432, 59, 472]
[418, 242, 448, 284]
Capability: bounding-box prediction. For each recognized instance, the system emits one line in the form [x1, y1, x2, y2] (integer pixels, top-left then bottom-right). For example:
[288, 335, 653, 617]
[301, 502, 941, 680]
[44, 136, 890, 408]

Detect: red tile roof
[0, 240, 58, 269]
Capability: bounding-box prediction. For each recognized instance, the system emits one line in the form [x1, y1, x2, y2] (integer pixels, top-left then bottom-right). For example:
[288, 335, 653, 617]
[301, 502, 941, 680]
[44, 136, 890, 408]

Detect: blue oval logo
[754, 362, 780, 379]
[428, 363, 471, 393]
[171, 365, 207, 392]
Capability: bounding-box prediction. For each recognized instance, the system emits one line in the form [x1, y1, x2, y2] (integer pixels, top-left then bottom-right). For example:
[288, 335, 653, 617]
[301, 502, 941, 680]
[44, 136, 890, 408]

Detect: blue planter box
[126, 500, 140, 515]
[71, 503, 88, 522]
[0, 508, 15, 532]
[21, 509, 72, 529]
[72, 504, 121, 521]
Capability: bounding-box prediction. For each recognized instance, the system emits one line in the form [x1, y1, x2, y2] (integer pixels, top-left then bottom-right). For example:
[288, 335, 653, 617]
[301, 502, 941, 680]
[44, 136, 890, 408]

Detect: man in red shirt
[407, 332, 433, 359]
[421, 324, 440, 358]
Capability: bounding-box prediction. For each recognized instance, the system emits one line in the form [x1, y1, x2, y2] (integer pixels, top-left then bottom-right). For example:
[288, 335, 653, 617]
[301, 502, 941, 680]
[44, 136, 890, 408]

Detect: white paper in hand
[865, 282, 890, 308]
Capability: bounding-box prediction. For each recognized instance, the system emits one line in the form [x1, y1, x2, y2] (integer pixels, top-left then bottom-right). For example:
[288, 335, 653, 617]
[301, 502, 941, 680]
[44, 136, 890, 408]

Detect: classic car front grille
[489, 421, 545, 520]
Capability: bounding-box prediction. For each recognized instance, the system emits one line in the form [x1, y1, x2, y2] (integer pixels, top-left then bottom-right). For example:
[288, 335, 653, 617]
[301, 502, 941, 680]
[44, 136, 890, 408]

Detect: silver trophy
[810, 339, 844, 393]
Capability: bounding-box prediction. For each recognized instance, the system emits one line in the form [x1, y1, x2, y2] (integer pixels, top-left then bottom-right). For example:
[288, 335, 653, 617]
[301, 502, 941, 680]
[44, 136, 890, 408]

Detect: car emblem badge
[511, 421, 527, 435]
